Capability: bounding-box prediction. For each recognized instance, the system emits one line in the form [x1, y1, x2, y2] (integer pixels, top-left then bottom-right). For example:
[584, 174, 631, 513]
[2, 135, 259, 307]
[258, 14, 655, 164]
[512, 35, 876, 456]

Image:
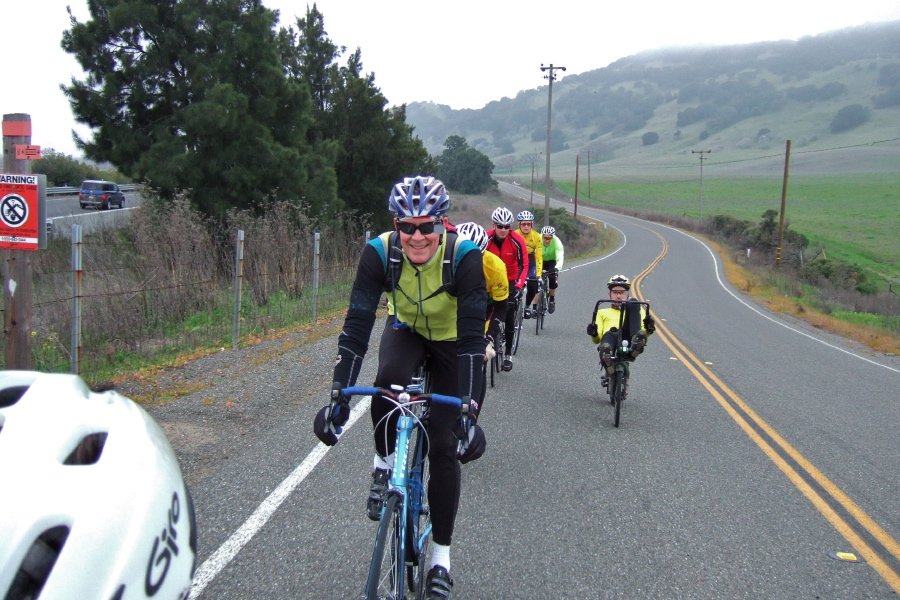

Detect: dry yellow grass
[707, 237, 900, 355]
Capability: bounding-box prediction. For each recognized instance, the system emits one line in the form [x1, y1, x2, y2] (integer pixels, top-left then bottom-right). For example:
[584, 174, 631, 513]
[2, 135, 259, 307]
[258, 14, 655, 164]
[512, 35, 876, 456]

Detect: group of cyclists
[0, 176, 653, 600]
[312, 175, 652, 599]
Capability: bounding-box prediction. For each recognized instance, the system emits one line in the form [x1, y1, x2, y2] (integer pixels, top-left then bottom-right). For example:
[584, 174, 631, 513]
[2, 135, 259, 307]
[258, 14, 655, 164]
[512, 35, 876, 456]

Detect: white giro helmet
[490, 207, 514, 225]
[455, 222, 489, 252]
[541, 226, 556, 236]
[0, 371, 197, 600]
[516, 210, 535, 222]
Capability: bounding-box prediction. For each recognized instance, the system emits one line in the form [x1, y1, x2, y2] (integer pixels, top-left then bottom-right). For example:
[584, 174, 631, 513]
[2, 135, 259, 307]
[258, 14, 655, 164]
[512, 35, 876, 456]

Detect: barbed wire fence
[1, 199, 366, 381]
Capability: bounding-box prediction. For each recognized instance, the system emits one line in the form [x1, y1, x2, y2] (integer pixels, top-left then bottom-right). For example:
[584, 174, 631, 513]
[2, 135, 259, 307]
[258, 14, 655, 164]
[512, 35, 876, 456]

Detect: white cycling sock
[429, 543, 450, 571]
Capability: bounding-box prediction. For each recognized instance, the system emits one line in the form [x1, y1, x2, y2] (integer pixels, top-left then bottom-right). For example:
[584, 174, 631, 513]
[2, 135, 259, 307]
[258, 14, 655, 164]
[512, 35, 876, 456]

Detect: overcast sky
[3, 0, 899, 160]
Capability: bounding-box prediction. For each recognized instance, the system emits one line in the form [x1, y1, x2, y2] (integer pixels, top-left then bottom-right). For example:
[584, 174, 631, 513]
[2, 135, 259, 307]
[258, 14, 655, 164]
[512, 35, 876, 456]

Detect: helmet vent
[0, 384, 30, 408]
[5, 525, 70, 600]
[64, 432, 109, 465]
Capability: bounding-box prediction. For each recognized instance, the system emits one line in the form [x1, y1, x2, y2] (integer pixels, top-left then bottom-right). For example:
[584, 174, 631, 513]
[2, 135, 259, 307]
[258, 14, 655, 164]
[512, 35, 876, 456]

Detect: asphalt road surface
[184, 183, 900, 599]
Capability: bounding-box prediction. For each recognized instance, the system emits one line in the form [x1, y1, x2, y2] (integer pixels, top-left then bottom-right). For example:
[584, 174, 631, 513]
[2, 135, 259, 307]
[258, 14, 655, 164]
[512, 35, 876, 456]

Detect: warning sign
[0, 173, 46, 251]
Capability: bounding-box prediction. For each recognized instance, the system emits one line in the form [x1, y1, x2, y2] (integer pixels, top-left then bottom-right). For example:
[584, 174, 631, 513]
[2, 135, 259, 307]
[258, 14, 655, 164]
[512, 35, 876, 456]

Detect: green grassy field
[552, 172, 900, 284]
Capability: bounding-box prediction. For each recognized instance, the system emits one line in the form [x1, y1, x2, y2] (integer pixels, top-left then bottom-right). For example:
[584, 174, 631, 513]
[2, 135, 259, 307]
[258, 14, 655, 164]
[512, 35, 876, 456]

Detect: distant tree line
[61, 1, 433, 228]
[31, 150, 126, 187]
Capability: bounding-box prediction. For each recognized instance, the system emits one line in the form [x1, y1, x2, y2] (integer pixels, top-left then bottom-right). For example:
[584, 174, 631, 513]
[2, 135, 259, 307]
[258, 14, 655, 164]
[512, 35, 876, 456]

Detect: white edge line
[187, 396, 372, 599]
[669, 227, 900, 375]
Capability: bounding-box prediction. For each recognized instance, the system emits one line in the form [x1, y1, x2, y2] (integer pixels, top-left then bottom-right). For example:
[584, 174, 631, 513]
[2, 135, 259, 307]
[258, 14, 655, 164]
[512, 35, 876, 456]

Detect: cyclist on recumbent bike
[313, 176, 487, 599]
[586, 275, 656, 386]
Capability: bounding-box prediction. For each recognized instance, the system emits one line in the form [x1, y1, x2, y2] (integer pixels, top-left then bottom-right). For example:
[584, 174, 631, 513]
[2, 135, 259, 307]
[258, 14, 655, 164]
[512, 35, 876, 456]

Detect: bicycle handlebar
[341, 386, 468, 412]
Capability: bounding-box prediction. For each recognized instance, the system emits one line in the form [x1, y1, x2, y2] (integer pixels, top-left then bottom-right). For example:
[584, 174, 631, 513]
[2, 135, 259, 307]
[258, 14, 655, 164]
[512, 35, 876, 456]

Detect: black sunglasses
[396, 220, 445, 235]
[494, 224, 511, 229]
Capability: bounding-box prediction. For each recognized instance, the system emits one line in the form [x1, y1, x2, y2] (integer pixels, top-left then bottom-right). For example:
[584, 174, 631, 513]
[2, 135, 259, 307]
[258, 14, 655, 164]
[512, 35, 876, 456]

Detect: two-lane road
[181, 184, 900, 598]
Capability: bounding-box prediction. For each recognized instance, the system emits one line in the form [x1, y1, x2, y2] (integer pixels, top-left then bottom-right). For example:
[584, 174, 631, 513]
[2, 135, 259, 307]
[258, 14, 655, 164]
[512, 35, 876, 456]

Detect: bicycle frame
[342, 386, 467, 600]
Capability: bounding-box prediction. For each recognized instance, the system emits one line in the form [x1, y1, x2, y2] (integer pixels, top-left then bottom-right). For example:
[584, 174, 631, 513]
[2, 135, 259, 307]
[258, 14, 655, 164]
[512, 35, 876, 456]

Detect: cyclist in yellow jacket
[515, 210, 543, 319]
[587, 275, 656, 374]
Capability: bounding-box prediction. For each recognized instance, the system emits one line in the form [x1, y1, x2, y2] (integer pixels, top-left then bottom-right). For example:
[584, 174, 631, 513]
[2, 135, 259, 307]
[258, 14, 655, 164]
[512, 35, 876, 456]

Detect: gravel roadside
[114, 312, 380, 489]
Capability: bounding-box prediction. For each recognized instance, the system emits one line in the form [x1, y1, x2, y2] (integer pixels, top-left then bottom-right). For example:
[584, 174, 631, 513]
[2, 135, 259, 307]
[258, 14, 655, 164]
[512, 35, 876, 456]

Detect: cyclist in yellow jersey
[586, 275, 656, 375]
[456, 222, 509, 409]
[515, 210, 543, 319]
[540, 226, 564, 313]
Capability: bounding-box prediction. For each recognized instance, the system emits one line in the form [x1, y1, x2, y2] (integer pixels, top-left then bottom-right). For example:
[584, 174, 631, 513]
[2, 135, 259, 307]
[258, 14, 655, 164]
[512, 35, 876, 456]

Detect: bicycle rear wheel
[366, 494, 404, 600]
[491, 331, 503, 386]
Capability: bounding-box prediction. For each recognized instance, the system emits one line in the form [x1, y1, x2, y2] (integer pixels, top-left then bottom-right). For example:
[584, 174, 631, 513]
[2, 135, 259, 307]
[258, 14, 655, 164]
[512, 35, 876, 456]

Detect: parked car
[79, 180, 126, 210]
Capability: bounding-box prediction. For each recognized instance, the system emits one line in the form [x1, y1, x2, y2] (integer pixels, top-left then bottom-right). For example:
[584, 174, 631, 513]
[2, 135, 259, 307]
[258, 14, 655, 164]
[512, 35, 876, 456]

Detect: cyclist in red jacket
[485, 206, 528, 371]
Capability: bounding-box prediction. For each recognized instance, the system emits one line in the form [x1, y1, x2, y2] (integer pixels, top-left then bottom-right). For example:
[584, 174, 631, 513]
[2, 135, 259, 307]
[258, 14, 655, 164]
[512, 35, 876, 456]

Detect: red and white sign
[0, 173, 47, 251]
[15, 145, 42, 160]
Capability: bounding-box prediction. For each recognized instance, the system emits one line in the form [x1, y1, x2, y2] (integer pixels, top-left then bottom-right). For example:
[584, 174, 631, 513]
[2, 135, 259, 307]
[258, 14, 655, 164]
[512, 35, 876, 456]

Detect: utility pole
[574, 154, 579, 218]
[776, 140, 792, 268]
[540, 63, 565, 229]
[691, 149, 711, 218]
[529, 161, 535, 205]
[587, 150, 591, 204]
[2, 113, 35, 368]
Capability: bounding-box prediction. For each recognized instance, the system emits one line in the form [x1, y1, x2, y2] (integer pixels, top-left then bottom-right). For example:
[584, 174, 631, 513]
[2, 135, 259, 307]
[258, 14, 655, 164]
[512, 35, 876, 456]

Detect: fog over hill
[406, 20, 900, 178]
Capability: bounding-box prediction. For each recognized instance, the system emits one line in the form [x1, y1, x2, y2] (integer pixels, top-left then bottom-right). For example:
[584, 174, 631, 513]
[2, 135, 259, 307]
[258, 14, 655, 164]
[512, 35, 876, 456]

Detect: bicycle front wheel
[407, 427, 431, 599]
[366, 494, 404, 600]
[612, 368, 625, 428]
[511, 298, 524, 355]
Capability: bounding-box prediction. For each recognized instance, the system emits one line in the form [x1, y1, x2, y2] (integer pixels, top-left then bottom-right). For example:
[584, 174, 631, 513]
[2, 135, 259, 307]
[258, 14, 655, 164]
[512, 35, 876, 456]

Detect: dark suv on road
[79, 180, 126, 210]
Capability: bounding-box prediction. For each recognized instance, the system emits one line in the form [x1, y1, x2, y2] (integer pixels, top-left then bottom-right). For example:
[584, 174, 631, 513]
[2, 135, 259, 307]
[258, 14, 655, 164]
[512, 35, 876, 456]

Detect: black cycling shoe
[523, 308, 532, 319]
[631, 331, 647, 355]
[501, 358, 513, 372]
[424, 566, 453, 599]
[548, 299, 556, 314]
[367, 468, 390, 521]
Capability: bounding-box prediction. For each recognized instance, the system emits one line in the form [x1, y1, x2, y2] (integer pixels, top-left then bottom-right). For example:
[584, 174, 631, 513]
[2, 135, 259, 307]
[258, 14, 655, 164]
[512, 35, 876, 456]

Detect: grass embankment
[555, 173, 900, 286]
[506, 174, 900, 354]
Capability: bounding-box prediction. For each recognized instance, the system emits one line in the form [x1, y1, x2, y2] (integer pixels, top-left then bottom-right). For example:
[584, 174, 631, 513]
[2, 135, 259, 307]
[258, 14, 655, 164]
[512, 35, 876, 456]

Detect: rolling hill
[405, 20, 900, 180]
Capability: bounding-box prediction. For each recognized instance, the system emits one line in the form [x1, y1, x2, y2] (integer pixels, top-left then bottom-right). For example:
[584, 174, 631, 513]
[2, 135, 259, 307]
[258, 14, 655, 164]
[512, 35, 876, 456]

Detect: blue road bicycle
[341, 382, 469, 600]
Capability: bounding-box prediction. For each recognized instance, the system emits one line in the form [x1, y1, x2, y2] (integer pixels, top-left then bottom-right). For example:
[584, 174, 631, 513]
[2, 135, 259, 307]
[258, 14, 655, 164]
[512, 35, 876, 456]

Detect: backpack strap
[380, 230, 462, 297]
[379, 231, 404, 294]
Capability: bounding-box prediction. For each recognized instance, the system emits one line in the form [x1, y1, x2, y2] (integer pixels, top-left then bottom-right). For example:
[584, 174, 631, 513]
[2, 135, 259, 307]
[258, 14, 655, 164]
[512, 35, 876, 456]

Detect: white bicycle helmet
[456, 222, 489, 252]
[516, 210, 535, 222]
[490, 207, 514, 225]
[0, 371, 197, 600]
[541, 226, 556, 236]
[388, 176, 450, 218]
[607, 274, 631, 290]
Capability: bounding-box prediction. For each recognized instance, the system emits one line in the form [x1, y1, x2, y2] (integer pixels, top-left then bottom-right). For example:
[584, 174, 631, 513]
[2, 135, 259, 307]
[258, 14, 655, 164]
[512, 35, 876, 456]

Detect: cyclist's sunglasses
[395, 219, 445, 235]
[542, 236, 553, 241]
[494, 224, 511, 229]
[519, 221, 533, 227]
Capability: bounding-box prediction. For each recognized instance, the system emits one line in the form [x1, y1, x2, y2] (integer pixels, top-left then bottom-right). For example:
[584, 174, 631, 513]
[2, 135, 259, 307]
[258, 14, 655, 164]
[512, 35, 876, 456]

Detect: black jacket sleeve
[454, 248, 487, 403]
[331, 244, 384, 388]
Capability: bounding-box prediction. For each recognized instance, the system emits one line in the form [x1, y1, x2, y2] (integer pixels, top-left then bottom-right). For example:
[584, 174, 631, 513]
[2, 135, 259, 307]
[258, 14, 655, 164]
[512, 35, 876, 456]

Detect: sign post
[2, 113, 44, 368]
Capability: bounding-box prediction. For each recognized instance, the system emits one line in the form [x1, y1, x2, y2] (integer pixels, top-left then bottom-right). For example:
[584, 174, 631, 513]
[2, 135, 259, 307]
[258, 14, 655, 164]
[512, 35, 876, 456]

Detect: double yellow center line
[632, 227, 900, 593]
